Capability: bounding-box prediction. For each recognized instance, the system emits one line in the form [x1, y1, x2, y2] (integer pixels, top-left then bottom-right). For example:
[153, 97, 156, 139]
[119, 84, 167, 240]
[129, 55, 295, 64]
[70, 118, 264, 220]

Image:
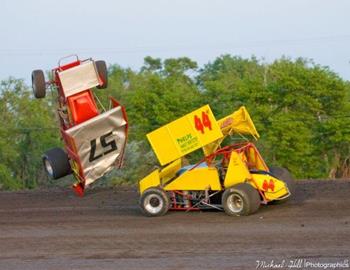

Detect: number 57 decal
[89, 131, 118, 162]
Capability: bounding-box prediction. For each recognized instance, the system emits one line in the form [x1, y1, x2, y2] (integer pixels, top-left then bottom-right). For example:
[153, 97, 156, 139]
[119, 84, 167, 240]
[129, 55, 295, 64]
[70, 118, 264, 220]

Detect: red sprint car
[31, 55, 128, 196]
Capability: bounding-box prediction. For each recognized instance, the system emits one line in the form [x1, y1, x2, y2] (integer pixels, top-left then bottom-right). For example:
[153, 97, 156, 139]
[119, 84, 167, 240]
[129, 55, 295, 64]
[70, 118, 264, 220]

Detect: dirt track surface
[0, 180, 350, 270]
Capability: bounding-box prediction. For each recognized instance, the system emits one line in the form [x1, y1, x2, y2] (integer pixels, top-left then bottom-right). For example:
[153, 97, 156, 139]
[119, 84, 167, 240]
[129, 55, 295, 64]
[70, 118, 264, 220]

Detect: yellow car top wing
[147, 105, 223, 165]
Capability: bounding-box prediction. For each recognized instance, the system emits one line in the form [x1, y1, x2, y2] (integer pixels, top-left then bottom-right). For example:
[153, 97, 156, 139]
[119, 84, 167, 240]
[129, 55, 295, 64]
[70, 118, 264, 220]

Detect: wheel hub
[44, 159, 54, 177]
[144, 194, 164, 214]
[150, 197, 160, 207]
[227, 193, 244, 213]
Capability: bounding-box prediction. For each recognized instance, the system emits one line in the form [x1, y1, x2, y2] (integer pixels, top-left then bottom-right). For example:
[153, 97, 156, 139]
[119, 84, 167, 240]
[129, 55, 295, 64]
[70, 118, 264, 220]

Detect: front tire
[222, 183, 261, 216]
[42, 148, 72, 179]
[140, 188, 170, 217]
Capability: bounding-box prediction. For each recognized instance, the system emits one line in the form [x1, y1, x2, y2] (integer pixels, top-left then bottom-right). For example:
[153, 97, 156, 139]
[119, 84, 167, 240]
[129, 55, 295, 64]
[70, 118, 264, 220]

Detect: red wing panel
[64, 106, 128, 186]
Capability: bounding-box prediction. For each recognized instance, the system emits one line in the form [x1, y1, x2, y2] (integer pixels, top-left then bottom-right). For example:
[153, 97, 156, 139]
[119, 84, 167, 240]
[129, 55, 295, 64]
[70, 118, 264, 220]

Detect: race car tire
[95, 60, 108, 89]
[269, 166, 295, 204]
[42, 148, 72, 179]
[140, 188, 170, 217]
[222, 183, 261, 216]
[31, 70, 46, 98]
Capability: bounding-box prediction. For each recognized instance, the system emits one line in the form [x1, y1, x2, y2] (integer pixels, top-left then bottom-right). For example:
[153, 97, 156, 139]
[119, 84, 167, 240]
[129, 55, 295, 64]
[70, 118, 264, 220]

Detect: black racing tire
[269, 166, 295, 204]
[42, 148, 72, 180]
[95, 60, 108, 89]
[140, 188, 170, 217]
[222, 183, 261, 216]
[31, 70, 46, 98]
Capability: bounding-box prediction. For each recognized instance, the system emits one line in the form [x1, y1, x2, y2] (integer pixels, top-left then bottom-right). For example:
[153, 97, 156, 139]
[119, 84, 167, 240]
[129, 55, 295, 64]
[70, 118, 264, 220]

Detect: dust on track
[0, 180, 349, 270]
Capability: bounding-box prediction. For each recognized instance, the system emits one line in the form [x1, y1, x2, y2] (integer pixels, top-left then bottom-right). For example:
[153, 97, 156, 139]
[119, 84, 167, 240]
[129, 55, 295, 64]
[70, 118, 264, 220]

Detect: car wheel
[140, 188, 170, 217]
[95, 60, 108, 89]
[32, 70, 46, 98]
[42, 148, 72, 179]
[222, 183, 261, 216]
[269, 166, 295, 204]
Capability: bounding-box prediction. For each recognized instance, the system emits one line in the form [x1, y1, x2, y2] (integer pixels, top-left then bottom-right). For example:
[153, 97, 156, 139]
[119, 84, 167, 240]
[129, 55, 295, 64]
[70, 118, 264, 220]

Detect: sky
[1, 0, 350, 83]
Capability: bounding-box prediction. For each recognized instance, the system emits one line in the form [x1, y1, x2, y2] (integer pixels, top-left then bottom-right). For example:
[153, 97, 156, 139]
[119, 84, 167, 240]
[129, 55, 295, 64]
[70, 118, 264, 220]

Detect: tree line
[1, 55, 349, 190]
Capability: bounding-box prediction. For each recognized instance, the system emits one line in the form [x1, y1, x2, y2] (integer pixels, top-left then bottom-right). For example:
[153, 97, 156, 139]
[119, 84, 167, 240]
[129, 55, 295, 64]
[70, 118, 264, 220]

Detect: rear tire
[32, 70, 46, 98]
[95, 60, 108, 89]
[140, 188, 170, 217]
[222, 183, 261, 216]
[42, 148, 71, 179]
[269, 166, 295, 204]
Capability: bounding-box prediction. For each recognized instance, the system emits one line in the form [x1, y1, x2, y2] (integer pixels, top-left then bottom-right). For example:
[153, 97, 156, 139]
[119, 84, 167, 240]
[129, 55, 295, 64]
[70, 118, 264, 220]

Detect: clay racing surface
[0, 180, 349, 270]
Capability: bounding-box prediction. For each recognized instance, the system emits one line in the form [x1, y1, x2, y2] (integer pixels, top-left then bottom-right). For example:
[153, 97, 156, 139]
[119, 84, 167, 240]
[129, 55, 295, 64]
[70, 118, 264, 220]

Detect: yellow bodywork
[224, 152, 252, 188]
[139, 169, 161, 194]
[222, 146, 289, 200]
[139, 149, 290, 201]
[139, 159, 181, 194]
[250, 174, 290, 201]
[164, 167, 221, 191]
[139, 166, 290, 202]
[139, 160, 221, 194]
[223, 145, 269, 188]
[138, 105, 290, 202]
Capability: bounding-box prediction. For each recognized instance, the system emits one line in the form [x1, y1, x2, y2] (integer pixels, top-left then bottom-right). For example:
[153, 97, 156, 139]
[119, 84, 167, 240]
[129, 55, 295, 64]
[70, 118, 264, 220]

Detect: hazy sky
[1, 0, 350, 82]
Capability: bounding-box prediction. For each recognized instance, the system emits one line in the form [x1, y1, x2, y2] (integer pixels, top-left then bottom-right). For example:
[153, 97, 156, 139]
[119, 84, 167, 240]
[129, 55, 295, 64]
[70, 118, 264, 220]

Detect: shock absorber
[183, 191, 191, 208]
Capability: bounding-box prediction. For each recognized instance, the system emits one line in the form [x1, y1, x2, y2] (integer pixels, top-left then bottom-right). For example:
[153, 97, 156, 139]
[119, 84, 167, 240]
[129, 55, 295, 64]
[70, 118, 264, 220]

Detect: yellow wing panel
[147, 105, 223, 165]
[203, 106, 260, 156]
[139, 170, 161, 194]
[224, 152, 252, 188]
[159, 159, 182, 185]
[218, 106, 260, 139]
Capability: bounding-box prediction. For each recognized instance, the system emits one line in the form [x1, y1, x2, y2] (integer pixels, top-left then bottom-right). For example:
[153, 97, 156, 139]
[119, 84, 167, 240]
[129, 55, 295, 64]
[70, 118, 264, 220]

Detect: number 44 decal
[89, 131, 118, 162]
[194, 111, 212, 134]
